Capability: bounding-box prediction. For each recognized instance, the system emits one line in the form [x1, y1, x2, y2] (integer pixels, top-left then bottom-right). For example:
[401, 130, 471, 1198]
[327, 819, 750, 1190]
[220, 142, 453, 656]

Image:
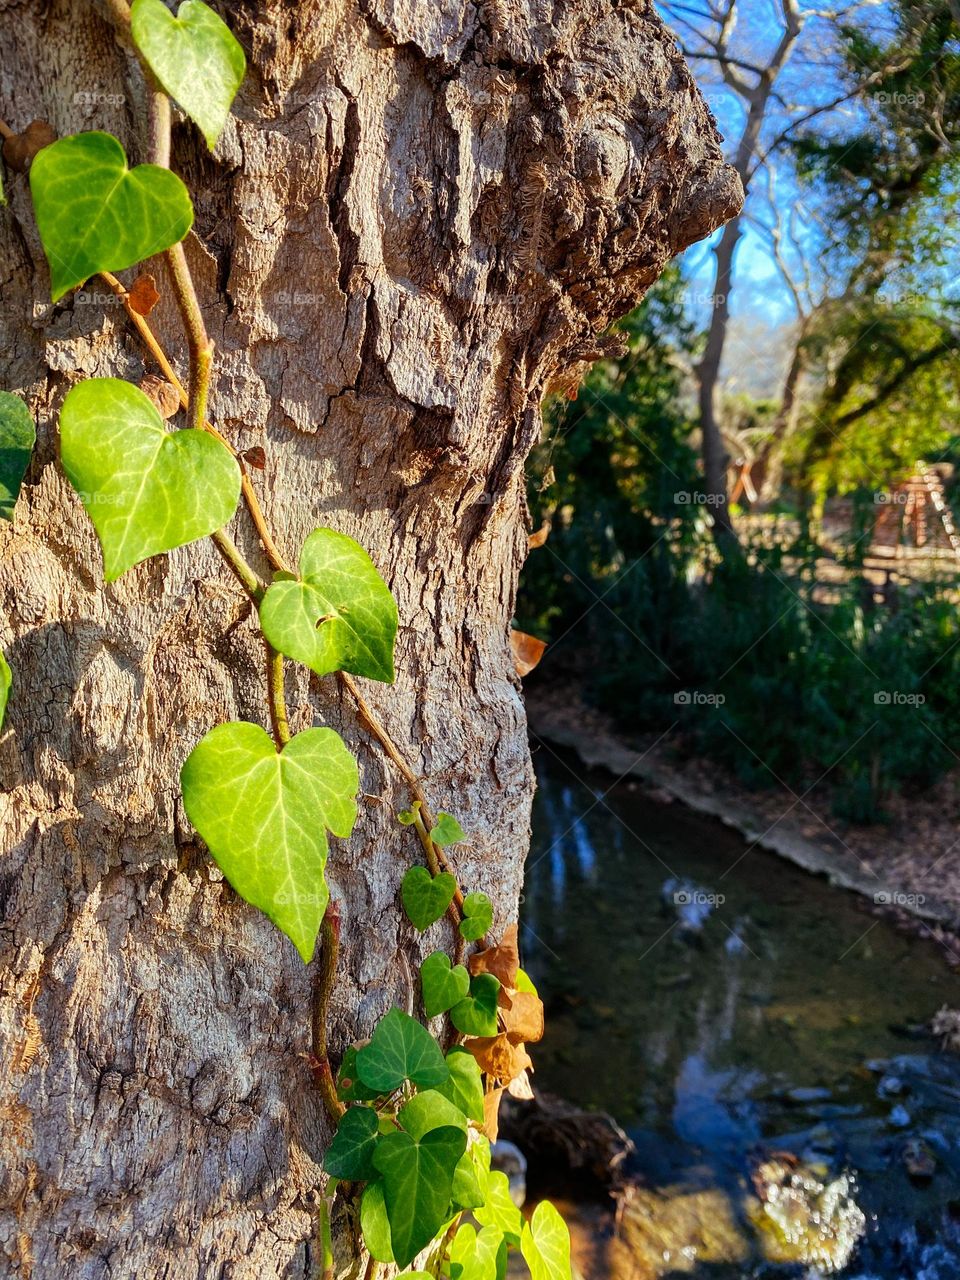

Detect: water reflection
[522, 743, 960, 1278]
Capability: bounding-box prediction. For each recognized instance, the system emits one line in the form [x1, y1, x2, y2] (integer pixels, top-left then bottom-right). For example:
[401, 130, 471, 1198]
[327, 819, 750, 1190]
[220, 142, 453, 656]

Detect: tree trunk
[758, 323, 809, 504]
[0, 3, 740, 1277]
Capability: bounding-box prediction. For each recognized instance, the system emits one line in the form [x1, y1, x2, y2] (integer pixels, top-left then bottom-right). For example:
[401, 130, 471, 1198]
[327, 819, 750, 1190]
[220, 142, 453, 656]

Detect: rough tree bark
[0, 2, 740, 1277]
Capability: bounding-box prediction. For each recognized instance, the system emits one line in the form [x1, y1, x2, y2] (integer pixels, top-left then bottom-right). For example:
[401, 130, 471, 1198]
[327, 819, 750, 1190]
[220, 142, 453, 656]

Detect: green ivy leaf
[0, 392, 35, 521]
[29, 132, 193, 301]
[450, 973, 500, 1038]
[324, 1105, 380, 1180]
[520, 1201, 572, 1280]
[337, 1046, 382, 1103]
[474, 1171, 523, 1247]
[398, 1090, 468, 1140]
[180, 722, 358, 963]
[402, 866, 457, 931]
[355, 1009, 450, 1094]
[459, 892, 493, 942]
[259, 527, 398, 683]
[373, 1126, 467, 1267]
[361, 1181, 395, 1263]
[0, 652, 10, 732]
[451, 1149, 485, 1211]
[397, 1273, 434, 1278]
[130, 0, 246, 150]
[436, 1048, 485, 1125]
[448, 1223, 508, 1280]
[431, 811, 466, 847]
[420, 950, 470, 1018]
[59, 378, 240, 581]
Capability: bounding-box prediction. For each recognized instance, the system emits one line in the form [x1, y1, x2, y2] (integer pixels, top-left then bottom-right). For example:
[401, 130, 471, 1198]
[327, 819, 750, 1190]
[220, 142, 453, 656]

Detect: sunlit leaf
[59, 379, 240, 580]
[30, 132, 192, 300]
[459, 891, 493, 942]
[0, 392, 35, 521]
[447, 1223, 507, 1280]
[451, 974, 500, 1038]
[474, 1170, 522, 1247]
[431, 811, 466, 846]
[397, 1089, 467, 1139]
[180, 722, 358, 962]
[131, 0, 246, 150]
[0, 652, 10, 732]
[520, 1201, 572, 1280]
[361, 1181, 395, 1263]
[436, 1047, 485, 1125]
[259, 527, 398, 683]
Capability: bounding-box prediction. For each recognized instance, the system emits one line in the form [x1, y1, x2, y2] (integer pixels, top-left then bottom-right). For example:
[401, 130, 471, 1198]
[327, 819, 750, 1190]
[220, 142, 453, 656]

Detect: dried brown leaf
[510, 629, 547, 678]
[499, 988, 544, 1044]
[127, 272, 161, 317]
[241, 446, 267, 471]
[528, 524, 550, 549]
[506, 1069, 534, 1100]
[483, 1086, 505, 1141]
[466, 1033, 532, 1086]
[2, 120, 56, 173]
[468, 923, 519, 988]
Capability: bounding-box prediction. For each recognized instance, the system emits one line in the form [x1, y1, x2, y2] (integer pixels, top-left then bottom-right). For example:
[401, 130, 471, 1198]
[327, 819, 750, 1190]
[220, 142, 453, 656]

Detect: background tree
[0, 2, 738, 1276]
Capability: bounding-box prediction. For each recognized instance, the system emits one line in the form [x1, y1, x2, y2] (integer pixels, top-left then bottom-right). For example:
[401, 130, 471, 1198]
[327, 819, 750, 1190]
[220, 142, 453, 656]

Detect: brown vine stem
[97, 271, 290, 575]
[266, 641, 291, 749]
[312, 904, 346, 1123]
[0, 120, 14, 141]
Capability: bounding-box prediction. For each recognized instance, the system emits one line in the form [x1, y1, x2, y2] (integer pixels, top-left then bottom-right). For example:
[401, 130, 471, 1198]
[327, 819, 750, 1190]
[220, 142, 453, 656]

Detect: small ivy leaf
[323, 1105, 380, 1180]
[397, 1090, 467, 1139]
[0, 652, 11, 732]
[451, 973, 501, 1038]
[180, 722, 358, 963]
[30, 132, 193, 301]
[420, 950, 470, 1018]
[259, 527, 398, 683]
[59, 378, 240, 580]
[474, 1170, 523, 1247]
[436, 1047, 485, 1125]
[431, 811, 466, 847]
[360, 1181, 395, 1263]
[372, 1126, 467, 1267]
[0, 391, 36, 521]
[397, 808, 417, 826]
[337, 1045, 381, 1103]
[131, 0, 246, 150]
[355, 1008, 450, 1094]
[397, 1273, 434, 1279]
[459, 891, 493, 942]
[401, 866, 457, 931]
[448, 1222, 507, 1280]
[520, 1201, 572, 1280]
[515, 967, 539, 996]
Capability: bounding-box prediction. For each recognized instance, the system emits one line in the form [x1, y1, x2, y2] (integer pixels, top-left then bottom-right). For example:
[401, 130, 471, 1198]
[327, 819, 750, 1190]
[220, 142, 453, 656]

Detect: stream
[520, 743, 960, 1279]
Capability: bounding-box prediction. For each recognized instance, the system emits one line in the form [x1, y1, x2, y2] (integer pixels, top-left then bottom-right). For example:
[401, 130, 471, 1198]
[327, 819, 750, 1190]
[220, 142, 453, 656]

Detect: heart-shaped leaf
[520, 1201, 572, 1280]
[337, 1046, 382, 1102]
[30, 132, 193, 301]
[324, 1105, 380, 1180]
[361, 1181, 395, 1263]
[60, 378, 240, 580]
[373, 1126, 467, 1267]
[431, 811, 466, 847]
[451, 973, 501, 1038]
[401, 866, 457, 931]
[421, 950, 470, 1017]
[448, 1223, 508, 1280]
[0, 652, 11, 732]
[0, 392, 35, 521]
[451, 1150, 486, 1211]
[259, 527, 398, 684]
[398, 1090, 468, 1140]
[355, 1008, 450, 1094]
[131, 0, 246, 150]
[474, 1170, 523, 1247]
[459, 891, 493, 942]
[180, 721, 358, 962]
[436, 1047, 485, 1124]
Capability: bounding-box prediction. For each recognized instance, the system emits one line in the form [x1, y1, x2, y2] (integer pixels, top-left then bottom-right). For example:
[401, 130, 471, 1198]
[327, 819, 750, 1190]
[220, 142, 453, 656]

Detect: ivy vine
[0, 3, 571, 1277]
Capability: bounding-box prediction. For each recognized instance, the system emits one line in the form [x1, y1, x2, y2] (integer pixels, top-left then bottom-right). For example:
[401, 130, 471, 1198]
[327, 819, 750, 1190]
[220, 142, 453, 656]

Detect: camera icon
[874, 890, 892, 905]
[874, 691, 891, 705]
[674, 491, 691, 504]
[673, 891, 693, 905]
[674, 691, 692, 705]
